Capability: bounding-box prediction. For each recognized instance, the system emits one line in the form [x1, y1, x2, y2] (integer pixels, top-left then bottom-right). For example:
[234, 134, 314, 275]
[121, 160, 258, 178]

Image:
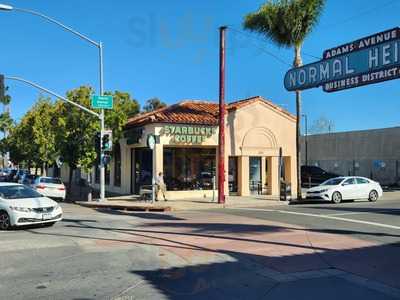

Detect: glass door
[228, 157, 238, 195]
[249, 157, 262, 195]
[134, 148, 153, 194]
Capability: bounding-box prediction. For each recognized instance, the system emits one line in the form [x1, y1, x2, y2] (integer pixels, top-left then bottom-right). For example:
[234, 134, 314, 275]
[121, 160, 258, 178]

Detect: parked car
[306, 176, 383, 204]
[19, 174, 38, 186]
[0, 183, 63, 229]
[32, 177, 66, 201]
[301, 165, 340, 187]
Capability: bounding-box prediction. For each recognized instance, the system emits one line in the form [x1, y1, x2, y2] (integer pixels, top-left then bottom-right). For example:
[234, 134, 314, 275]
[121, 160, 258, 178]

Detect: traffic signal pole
[0, 5, 107, 201]
[99, 42, 106, 201]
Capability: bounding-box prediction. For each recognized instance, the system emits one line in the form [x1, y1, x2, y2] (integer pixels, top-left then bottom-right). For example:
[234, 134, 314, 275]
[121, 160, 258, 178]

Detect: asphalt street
[0, 196, 399, 300]
[219, 197, 400, 245]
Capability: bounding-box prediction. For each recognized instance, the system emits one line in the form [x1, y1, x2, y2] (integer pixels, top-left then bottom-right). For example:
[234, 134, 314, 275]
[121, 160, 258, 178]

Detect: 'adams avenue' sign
[284, 28, 400, 92]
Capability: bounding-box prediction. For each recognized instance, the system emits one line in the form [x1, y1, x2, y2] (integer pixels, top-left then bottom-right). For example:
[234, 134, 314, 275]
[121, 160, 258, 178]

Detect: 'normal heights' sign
[284, 28, 400, 92]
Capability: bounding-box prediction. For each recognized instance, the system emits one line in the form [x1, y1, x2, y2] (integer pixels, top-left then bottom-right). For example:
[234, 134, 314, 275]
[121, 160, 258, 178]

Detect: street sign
[91, 95, 113, 109]
[284, 28, 400, 92]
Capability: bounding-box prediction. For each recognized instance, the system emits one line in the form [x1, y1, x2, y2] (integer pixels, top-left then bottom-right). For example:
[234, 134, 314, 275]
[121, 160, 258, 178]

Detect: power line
[320, 0, 398, 29]
[228, 27, 292, 67]
[229, 26, 321, 62]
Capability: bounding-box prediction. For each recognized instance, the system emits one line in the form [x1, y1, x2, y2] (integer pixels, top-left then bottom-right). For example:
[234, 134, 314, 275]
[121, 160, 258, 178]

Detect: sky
[0, 0, 399, 133]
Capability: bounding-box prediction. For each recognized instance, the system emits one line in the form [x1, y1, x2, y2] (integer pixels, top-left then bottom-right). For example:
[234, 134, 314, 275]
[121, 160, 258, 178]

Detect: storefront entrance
[249, 156, 262, 195]
[228, 156, 238, 195]
[132, 148, 153, 194]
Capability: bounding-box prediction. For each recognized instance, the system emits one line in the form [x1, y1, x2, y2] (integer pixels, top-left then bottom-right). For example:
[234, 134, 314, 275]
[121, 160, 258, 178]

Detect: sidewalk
[76, 194, 288, 212]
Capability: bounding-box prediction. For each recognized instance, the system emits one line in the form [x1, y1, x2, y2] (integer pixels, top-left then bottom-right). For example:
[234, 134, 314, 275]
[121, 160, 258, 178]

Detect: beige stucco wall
[226, 102, 297, 197]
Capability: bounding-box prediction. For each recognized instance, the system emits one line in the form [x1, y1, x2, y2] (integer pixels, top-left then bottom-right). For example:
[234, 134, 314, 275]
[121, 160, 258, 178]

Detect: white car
[0, 183, 63, 230]
[306, 176, 383, 204]
[33, 177, 66, 201]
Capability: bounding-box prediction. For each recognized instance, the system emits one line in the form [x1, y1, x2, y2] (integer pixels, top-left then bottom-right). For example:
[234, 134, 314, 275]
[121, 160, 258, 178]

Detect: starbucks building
[88, 96, 298, 199]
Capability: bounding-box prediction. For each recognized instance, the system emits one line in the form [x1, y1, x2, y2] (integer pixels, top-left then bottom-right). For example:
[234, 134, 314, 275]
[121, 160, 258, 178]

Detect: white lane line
[232, 208, 400, 230]
[327, 212, 367, 216]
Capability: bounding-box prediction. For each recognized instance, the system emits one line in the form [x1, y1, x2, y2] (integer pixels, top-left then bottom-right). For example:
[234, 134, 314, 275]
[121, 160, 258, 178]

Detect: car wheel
[331, 192, 342, 204]
[0, 211, 11, 230]
[368, 190, 378, 202]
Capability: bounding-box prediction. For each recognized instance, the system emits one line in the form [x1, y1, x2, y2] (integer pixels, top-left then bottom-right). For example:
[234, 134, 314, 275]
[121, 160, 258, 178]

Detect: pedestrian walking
[155, 172, 167, 201]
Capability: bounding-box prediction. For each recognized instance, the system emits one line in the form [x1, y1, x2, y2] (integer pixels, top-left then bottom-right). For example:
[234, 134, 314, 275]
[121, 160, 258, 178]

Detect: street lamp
[0, 3, 106, 201]
[302, 114, 308, 166]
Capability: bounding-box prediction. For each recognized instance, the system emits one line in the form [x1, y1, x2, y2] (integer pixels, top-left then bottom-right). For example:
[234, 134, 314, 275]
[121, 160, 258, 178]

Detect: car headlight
[54, 204, 61, 210]
[9, 206, 33, 212]
[319, 189, 328, 193]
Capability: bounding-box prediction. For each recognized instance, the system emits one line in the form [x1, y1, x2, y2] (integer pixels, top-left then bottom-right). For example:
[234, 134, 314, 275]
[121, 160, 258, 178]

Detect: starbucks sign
[163, 125, 217, 144]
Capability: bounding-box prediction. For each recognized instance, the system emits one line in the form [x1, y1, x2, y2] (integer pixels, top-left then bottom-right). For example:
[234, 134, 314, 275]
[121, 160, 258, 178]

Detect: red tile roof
[125, 96, 295, 128]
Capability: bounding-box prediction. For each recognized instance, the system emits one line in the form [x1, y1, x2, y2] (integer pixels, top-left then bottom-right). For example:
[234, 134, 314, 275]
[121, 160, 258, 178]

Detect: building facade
[58, 96, 298, 199]
[301, 127, 400, 185]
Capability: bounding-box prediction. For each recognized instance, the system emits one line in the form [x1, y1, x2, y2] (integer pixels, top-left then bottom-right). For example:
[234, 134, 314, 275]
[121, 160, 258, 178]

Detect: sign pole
[218, 26, 227, 204]
[99, 41, 106, 202]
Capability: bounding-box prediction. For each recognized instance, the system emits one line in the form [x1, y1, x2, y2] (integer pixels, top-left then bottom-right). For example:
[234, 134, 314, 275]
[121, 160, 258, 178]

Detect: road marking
[327, 212, 366, 216]
[231, 208, 400, 230]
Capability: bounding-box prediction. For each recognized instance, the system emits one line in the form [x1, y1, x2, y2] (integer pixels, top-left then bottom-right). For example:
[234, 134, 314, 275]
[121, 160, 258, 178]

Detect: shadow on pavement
[94, 209, 186, 221]
[26, 221, 400, 299]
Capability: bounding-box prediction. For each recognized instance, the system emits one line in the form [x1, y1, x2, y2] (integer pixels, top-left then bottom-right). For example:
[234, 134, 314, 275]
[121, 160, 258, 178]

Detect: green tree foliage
[105, 90, 140, 144]
[7, 86, 140, 190]
[54, 86, 99, 187]
[244, 0, 325, 198]
[7, 96, 57, 171]
[143, 97, 166, 112]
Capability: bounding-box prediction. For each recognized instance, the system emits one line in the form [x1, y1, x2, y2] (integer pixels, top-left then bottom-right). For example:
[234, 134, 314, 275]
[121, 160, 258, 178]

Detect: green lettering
[188, 127, 194, 134]
[194, 127, 200, 135]
[175, 126, 181, 134]
[182, 127, 188, 134]
[164, 126, 170, 134]
[200, 128, 206, 135]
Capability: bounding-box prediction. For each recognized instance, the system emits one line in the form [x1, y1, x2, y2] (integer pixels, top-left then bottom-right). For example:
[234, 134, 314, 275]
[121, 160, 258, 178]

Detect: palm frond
[243, 0, 325, 48]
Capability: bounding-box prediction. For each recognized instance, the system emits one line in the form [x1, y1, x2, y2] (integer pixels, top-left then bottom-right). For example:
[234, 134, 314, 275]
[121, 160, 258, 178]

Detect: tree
[6, 96, 58, 172]
[104, 90, 140, 144]
[55, 87, 140, 191]
[244, 0, 325, 199]
[28, 96, 58, 175]
[0, 86, 13, 168]
[54, 86, 99, 191]
[309, 116, 335, 134]
[143, 97, 166, 112]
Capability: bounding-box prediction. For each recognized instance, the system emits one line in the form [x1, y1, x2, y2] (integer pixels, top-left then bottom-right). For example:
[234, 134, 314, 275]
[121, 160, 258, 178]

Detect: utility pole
[302, 114, 308, 166]
[218, 26, 227, 204]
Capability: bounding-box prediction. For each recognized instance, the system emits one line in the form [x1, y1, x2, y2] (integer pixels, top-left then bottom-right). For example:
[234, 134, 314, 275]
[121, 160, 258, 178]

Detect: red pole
[218, 26, 227, 204]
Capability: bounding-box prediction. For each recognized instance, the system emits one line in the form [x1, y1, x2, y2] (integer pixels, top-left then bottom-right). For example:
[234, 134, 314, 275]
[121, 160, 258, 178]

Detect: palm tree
[244, 0, 325, 199]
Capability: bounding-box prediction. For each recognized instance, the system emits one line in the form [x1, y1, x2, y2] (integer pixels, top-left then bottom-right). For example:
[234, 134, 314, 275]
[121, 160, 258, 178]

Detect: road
[0, 197, 399, 300]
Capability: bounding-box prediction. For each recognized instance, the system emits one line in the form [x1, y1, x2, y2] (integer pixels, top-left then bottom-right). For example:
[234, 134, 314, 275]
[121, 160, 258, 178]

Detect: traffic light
[0, 75, 4, 101]
[102, 154, 112, 165]
[101, 130, 113, 152]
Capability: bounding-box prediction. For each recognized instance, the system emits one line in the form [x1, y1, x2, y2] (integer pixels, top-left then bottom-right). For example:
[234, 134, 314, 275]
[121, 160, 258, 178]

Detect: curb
[76, 202, 172, 212]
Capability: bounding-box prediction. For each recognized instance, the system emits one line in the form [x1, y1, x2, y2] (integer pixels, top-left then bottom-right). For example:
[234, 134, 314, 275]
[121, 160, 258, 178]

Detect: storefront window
[114, 143, 121, 187]
[163, 147, 216, 191]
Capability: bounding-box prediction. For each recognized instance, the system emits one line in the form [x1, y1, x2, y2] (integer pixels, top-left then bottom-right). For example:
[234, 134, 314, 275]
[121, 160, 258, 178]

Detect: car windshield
[0, 185, 43, 199]
[321, 178, 344, 186]
[40, 178, 62, 184]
